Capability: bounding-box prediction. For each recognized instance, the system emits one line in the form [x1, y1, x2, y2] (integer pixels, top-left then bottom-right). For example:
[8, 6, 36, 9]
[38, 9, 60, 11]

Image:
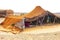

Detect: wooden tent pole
[36, 17, 39, 25]
[38, 19, 41, 25]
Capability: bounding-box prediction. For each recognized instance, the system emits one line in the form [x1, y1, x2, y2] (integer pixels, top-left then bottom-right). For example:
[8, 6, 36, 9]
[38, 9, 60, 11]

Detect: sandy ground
[0, 24, 60, 40]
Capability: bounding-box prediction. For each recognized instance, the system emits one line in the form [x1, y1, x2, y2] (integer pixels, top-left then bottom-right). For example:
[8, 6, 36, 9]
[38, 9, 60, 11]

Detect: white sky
[0, 0, 60, 13]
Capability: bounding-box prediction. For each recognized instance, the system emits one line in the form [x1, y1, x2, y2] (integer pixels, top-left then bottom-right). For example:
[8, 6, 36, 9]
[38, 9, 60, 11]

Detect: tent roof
[25, 6, 46, 18]
[53, 13, 60, 18]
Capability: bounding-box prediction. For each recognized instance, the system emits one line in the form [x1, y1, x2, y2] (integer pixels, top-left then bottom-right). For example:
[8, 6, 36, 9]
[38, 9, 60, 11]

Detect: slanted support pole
[38, 19, 41, 25]
[53, 17, 56, 24]
[41, 16, 45, 24]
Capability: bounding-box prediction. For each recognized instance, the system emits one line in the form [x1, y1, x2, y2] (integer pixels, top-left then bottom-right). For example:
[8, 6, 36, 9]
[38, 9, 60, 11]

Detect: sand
[0, 24, 60, 40]
[0, 30, 60, 40]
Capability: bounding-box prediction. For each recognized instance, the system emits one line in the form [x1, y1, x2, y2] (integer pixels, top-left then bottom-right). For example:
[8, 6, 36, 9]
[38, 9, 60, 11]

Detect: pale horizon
[0, 0, 60, 13]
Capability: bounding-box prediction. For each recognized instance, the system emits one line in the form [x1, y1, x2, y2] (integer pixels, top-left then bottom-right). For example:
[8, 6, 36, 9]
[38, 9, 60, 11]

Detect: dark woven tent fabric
[0, 10, 13, 18]
[0, 10, 6, 17]
[25, 11, 60, 26]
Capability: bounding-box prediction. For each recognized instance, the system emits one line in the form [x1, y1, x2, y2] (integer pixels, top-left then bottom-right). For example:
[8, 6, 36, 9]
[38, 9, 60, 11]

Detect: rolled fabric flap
[15, 18, 25, 29]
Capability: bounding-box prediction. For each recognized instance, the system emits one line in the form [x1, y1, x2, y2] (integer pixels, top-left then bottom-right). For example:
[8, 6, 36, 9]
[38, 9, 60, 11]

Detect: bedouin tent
[0, 10, 13, 17]
[24, 6, 60, 26]
[2, 6, 60, 29]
